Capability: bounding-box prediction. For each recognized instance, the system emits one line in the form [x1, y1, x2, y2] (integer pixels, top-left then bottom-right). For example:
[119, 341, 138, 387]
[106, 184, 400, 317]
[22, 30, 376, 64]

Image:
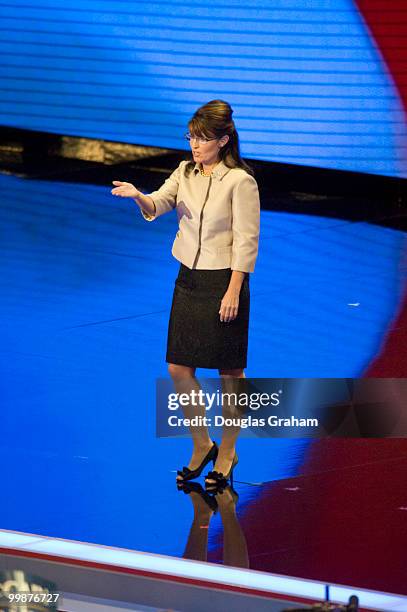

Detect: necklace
[200, 168, 212, 177]
[200, 162, 218, 177]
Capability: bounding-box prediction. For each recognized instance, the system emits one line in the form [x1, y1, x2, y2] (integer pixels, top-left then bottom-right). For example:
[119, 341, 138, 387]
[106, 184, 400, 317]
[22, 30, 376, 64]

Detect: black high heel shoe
[177, 481, 218, 513]
[204, 454, 238, 488]
[176, 442, 218, 482]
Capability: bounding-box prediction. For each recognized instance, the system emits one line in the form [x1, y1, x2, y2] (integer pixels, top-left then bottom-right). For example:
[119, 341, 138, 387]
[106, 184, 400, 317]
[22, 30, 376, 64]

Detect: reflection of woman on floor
[111, 100, 260, 485]
[181, 483, 249, 569]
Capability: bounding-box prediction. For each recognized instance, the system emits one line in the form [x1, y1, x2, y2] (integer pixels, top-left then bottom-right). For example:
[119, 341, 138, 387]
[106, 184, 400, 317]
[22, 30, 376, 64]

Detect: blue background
[1, 0, 407, 177]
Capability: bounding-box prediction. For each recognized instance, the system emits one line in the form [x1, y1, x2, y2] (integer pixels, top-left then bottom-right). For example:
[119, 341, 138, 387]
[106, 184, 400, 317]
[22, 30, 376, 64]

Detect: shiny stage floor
[1, 170, 407, 609]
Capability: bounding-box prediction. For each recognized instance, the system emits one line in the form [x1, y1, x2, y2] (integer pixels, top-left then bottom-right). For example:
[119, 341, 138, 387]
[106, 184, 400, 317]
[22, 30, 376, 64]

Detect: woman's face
[188, 131, 229, 166]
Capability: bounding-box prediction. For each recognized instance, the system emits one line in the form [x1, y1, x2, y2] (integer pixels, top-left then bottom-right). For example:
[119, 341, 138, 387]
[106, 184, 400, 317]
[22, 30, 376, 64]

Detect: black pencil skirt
[166, 263, 250, 369]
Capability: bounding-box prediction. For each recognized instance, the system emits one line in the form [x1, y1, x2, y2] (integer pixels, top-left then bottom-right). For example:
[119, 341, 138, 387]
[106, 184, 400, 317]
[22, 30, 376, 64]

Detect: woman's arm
[230, 174, 260, 273]
[112, 161, 185, 221]
[219, 174, 260, 323]
[112, 181, 156, 217]
[133, 193, 156, 219]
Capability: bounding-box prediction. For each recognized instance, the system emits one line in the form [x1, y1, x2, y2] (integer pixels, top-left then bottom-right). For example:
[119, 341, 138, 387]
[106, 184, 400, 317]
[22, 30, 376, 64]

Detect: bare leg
[168, 363, 213, 481]
[205, 368, 245, 483]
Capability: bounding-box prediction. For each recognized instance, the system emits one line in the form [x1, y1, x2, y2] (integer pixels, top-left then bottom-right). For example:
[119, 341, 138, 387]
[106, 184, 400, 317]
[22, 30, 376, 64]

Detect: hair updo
[186, 99, 253, 176]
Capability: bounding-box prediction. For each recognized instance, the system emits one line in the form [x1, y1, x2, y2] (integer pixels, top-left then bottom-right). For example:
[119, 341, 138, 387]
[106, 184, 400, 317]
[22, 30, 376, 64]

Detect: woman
[111, 100, 260, 487]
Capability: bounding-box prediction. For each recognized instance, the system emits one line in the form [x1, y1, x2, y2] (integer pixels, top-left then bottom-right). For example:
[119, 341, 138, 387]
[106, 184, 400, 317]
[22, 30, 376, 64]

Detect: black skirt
[166, 264, 250, 369]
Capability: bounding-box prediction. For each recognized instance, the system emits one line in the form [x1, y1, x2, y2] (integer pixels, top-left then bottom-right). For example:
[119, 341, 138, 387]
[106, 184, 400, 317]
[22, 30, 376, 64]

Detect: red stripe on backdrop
[355, 0, 407, 113]
[355, 1, 407, 375]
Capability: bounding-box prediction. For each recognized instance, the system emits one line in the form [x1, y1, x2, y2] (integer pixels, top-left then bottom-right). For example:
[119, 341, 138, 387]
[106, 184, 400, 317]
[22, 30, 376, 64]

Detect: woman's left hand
[219, 289, 239, 323]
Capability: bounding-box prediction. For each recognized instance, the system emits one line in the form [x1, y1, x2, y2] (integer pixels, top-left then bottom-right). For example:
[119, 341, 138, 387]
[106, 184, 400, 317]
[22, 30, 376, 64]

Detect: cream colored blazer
[141, 160, 260, 273]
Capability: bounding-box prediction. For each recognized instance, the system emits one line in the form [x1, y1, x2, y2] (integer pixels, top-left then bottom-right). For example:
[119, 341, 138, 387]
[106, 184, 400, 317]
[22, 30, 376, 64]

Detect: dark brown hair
[186, 99, 254, 176]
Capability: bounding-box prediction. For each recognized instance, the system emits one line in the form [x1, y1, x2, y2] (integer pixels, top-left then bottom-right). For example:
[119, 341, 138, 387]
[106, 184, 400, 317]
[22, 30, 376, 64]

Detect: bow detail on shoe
[205, 454, 238, 487]
[205, 470, 226, 483]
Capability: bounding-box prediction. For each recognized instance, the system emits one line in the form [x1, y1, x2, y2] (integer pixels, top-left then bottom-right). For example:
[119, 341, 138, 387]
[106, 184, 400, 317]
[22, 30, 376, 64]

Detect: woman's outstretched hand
[219, 289, 239, 323]
[111, 181, 141, 199]
[112, 181, 156, 218]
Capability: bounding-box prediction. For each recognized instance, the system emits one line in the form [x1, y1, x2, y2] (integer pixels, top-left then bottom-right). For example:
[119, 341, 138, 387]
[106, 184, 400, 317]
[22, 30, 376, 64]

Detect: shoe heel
[177, 441, 218, 482]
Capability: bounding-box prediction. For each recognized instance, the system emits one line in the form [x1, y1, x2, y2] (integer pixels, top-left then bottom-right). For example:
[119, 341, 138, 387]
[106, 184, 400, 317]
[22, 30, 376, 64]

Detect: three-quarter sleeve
[231, 173, 260, 273]
[141, 161, 184, 221]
